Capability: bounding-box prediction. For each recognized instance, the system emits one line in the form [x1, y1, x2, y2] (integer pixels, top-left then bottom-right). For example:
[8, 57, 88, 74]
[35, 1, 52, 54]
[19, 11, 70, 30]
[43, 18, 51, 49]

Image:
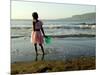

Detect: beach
[11, 33, 96, 74]
[10, 1, 97, 74]
[11, 19, 96, 74]
[11, 56, 95, 74]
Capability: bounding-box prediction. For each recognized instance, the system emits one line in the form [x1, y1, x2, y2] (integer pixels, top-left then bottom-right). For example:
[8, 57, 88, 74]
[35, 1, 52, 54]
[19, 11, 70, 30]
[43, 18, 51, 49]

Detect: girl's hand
[44, 35, 47, 38]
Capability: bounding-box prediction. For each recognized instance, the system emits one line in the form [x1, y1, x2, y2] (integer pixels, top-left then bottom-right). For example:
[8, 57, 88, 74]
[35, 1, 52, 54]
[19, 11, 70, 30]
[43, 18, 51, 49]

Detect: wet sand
[11, 56, 96, 74]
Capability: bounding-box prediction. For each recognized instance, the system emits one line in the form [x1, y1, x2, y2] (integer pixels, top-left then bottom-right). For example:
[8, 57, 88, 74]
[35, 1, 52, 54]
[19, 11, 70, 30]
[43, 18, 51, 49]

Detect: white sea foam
[11, 20, 96, 37]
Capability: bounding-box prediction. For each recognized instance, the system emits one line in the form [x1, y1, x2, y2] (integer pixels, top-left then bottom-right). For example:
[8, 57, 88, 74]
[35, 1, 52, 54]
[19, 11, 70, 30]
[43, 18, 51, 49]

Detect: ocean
[11, 19, 96, 63]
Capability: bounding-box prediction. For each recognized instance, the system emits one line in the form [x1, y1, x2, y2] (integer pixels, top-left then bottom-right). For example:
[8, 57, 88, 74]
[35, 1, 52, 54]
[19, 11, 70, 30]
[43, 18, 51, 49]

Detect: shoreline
[11, 34, 96, 38]
[11, 56, 96, 74]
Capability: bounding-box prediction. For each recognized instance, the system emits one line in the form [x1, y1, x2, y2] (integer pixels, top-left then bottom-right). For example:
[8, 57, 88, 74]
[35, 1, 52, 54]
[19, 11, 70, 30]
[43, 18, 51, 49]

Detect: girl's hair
[32, 12, 38, 19]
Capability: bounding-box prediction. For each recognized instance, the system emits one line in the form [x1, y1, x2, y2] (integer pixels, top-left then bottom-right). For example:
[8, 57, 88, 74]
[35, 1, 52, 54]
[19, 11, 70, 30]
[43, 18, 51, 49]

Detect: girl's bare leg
[39, 44, 45, 55]
[34, 43, 38, 55]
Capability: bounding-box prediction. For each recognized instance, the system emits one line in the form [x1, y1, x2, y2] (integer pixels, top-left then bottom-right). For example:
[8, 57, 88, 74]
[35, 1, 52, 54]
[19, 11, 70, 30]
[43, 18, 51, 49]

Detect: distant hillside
[11, 12, 96, 23]
[59, 12, 96, 22]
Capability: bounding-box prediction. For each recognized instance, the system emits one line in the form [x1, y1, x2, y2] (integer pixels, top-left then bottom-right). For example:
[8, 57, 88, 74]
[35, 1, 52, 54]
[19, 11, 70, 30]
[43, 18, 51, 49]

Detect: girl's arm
[40, 21, 46, 37]
[33, 22, 35, 31]
[41, 26, 45, 37]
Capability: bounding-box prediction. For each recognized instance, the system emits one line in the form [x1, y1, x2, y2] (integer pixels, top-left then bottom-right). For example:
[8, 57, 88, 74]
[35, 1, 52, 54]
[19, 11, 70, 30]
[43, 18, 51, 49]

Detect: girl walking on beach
[31, 12, 46, 55]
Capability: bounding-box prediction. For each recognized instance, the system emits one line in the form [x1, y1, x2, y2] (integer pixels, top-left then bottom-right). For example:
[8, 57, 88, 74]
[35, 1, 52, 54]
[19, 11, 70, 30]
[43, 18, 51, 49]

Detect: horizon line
[11, 12, 96, 20]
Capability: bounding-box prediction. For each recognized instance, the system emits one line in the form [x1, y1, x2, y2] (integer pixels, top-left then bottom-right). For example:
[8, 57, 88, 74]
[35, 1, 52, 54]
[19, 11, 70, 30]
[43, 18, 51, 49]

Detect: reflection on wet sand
[35, 54, 45, 61]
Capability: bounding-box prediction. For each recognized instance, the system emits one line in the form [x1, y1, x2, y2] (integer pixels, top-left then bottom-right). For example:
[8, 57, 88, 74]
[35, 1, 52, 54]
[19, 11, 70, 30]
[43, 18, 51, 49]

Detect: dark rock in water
[37, 65, 52, 72]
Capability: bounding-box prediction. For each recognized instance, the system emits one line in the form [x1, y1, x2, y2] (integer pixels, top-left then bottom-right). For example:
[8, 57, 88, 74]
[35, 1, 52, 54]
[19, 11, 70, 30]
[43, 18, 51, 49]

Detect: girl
[31, 12, 46, 55]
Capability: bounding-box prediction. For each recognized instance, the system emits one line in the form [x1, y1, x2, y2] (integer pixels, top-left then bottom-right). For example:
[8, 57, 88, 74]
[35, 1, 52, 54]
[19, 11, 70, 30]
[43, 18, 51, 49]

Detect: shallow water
[11, 20, 96, 63]
[11, 37, 96, 63]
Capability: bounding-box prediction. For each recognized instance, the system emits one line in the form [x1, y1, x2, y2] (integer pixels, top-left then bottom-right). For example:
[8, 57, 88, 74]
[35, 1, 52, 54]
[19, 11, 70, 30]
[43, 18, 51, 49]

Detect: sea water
[11, 19, 96, 63]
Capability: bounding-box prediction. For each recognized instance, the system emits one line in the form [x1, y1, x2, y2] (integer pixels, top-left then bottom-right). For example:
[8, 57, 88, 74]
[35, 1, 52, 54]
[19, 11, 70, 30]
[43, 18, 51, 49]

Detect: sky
[11, 0, 96, 19]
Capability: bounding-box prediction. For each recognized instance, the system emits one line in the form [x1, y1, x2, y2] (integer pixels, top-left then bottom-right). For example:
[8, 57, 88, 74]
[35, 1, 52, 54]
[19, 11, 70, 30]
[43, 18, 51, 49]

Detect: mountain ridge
[11, 12, 96, 21]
